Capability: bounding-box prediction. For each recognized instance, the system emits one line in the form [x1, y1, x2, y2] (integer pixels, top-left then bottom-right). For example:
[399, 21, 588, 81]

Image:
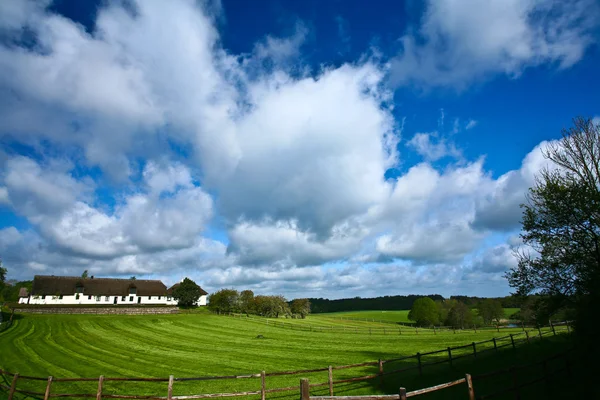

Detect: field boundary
[0, 322, 569, 400]
[301, 349, 573, 400]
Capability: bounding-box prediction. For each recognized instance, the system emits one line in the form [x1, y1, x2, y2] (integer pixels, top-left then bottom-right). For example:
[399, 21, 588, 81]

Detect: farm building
[18, 275, 208, 306]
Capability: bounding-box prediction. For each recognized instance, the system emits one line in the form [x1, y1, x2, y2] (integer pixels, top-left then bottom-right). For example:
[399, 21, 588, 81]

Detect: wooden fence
[0, 323, 569, 400]
[300, 350, 573, 400]
[229, 313, 569, 337]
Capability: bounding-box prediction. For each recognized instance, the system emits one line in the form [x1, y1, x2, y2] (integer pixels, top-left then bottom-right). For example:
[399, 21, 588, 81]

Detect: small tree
[81, 270, 89, 279]
[239, 290, 255, 316]
[446, 301, 473, 329]
[0, 261, 6, 284]
[172, 278, 202, 307]
[291, 298, 311, 318]
[478, 299, 504, 325]
[208, 289, 239, 314]
[408, 297, 440, 326]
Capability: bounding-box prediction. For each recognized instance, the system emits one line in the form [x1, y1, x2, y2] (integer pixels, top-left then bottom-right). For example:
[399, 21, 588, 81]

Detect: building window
[105, 296, 110, 301]
[95, 296, 101, 301]
[129, 296, 133, 301]
[122, 296, 126, 301]
[158, 296, 161, 300]
[42, 295, 46, 300]
[167, 296, 172, 301]
[59, 295, 63, 299]
[88, 295, 92, 300]
[75, 294, 80, 300]
[148, 296, 152, 300]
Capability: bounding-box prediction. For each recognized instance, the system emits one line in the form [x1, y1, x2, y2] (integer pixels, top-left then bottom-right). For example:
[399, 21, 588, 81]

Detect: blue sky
[0, 0, 599, 299]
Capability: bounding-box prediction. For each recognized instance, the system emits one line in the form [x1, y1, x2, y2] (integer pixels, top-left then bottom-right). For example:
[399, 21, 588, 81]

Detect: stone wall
[13, 306, 179, 315]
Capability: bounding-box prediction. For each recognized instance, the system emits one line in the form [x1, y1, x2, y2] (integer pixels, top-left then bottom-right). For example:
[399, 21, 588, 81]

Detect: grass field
[0, 310, 566, 400]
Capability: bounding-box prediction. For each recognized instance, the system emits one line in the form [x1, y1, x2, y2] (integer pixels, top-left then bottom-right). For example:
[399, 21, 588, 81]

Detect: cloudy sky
[1, 0, 599, 299]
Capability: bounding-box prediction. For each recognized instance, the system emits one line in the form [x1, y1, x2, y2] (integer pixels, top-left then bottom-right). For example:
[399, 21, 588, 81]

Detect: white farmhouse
[18, 275, 208, 306]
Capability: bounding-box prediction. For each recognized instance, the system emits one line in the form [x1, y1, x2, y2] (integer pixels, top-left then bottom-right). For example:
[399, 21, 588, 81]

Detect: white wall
[21, 293, 206, 306]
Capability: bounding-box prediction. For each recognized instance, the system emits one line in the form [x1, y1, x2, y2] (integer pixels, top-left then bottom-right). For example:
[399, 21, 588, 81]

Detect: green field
[314, 310, 412, 323]
[0, 311, 566, 400]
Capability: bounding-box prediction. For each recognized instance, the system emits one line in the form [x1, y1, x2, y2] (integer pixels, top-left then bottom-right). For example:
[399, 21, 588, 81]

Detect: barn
[18, 275, 208, 306]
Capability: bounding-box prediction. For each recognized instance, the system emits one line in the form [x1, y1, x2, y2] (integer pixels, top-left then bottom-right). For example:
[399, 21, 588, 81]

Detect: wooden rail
[0, 322, 570, 400]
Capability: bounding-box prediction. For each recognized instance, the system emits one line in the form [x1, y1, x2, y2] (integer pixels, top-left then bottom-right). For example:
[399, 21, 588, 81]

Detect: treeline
[409, 297, 506, 328]
[208, 289, 311, 319]
[0, 265, 31, 303]
[308, 294, 445, 313]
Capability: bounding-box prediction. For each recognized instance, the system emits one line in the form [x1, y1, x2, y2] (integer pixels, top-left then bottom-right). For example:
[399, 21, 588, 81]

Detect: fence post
[493, 338, 497, 352]
[8, 373, 19, 400]
[398, 328, 401, 335]
[551, 322, 556, 336]
[378, 359, 384, 386]
[447, 347, 453, 367]
[167, 375, 174, 400]
[328, 366, 333, 396]
[43, 376, 53, 400]
[97, 375, 104, 400]
[466, 374, 475, 400]
[399, 387, 407, 400]
[300, 378, 310, 400]
[525, 330, 530, 344]
[261, 371, 266, 400]
[510, 334, 516, 350]
[416, 327, 419, 335]
[417, 353, 422, 376]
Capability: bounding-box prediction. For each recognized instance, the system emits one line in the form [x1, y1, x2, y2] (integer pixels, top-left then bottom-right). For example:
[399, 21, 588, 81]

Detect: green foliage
[447, 302, 473, 328]
[0, 262, 6, 284]
[172, 278, 203, 307]
[478, 299, 504, 325]
[254, 295, 291, 318]
[207, 288, 240, 314]
[239, 290, 255, 315]
[408, 297, 440, 326]
[81, 270, 89, 279]
[290, 298, 311, 318]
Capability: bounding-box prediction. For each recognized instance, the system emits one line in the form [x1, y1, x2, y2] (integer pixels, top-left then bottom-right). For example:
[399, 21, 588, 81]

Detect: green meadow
[0, 311, 570, 400]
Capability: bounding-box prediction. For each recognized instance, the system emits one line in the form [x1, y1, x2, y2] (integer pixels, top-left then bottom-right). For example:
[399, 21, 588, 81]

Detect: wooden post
[493, 338, 497, 352]
[551, 321, 556, 336]
[261, 371, 266, 400]
[328, 366, 333, 396]
[167, 375, 174, 400]
[97, 375, 104, 400]
[466, 374, 475, 400]
[8, 373, 19, 400]
[10, 310, 14, 322]
[43, 376, 53, 400]
[525, 330, 530, 344]
[538, 326, 543, 340]
[378, 359, 384, 386]
[399, 387, 407, 400]
[472, 342, 477, 358]
[447, 347, 453, 367]
[510, 334, 516, 350]
[521, 321, 525, 331]
[417, 353, 422, 376]
[474, 324, 477, 333]
[300, 378, 310, 400]
[497, 325, 500, 333]
[433, 326, 436, 335]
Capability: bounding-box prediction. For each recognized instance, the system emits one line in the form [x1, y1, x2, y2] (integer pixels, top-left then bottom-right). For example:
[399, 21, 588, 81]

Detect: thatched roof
[167, 282, 208, 296]
[31, 276, 169, 296]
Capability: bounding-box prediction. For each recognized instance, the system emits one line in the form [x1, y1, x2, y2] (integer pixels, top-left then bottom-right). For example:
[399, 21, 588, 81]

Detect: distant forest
[307, 294, 521, 313]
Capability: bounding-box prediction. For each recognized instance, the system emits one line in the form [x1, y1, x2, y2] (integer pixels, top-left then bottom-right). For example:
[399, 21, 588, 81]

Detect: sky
[0, 0, 599, 299]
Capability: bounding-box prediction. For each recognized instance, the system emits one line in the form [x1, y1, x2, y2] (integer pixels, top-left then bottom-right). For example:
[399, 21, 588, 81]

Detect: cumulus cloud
[391, 0, 600, 89]
[407, 132, 462, 161]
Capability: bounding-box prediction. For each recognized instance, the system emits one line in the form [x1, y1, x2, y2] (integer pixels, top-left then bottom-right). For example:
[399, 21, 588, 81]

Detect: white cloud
[391, 0, 600, 88]
[407, 132, 461, 161]
[465, 120, 478, 130]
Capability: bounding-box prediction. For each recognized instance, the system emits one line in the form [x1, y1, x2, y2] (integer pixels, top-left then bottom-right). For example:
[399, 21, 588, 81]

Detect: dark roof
[31, 276, 168, 296]
[167, 282, 208, 296]
[18, 287, 29, 297]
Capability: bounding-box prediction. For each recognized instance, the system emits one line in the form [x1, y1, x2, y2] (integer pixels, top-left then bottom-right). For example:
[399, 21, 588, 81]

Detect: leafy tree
[446, 301, 473, 329]
[507, 118, 600, 324]
[478, 299, 504, 325]
[253, 295, 291, 318]
[81, 270, 89, 279]
[207, 289, 239, 314]
[172, 278, 203, 307]
[0, 261, 6, 284]
[130, 276, 136, 280]
[290, 298, 311, 319]
[408, 297, 440, 326]
[239, 290, 255, 316]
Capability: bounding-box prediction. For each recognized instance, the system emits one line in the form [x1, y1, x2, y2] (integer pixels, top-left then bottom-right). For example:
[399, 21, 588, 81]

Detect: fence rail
[0, 321, 570, 400]
[301, 349, 573, 400]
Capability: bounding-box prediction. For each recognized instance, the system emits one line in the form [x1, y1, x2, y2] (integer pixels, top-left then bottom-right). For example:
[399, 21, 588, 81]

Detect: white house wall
[19, 294, 205, 306]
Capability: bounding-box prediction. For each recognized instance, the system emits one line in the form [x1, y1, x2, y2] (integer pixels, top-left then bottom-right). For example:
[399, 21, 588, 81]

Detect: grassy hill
[0, 311, 568, 400]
